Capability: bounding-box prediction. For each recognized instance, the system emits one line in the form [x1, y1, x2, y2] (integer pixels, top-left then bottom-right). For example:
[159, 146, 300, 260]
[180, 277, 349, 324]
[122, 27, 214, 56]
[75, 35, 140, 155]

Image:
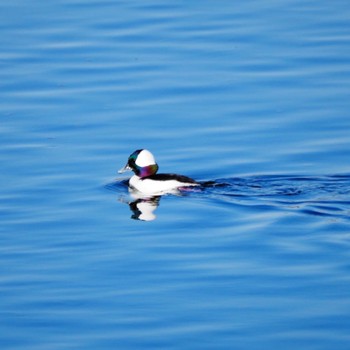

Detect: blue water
[1, 0, 350, 349]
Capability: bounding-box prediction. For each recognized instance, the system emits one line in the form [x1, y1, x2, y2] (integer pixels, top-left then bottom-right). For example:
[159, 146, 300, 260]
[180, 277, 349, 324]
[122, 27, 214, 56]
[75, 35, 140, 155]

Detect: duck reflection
[128, 192, 161, 221]
[120, 187, 191, 221]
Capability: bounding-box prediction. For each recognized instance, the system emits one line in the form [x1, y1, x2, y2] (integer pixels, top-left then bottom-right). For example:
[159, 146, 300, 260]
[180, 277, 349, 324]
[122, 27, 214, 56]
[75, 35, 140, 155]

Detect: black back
[146, 173, 197, 184]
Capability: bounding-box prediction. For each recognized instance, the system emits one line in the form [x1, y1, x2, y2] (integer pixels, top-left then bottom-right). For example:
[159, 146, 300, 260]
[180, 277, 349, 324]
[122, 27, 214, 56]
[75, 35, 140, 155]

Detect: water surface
[1, 0, 350, 349]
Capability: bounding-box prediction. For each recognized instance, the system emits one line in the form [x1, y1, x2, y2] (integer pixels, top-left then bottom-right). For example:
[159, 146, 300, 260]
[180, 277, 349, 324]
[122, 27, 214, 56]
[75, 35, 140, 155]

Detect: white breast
[129, 175, 198, 195]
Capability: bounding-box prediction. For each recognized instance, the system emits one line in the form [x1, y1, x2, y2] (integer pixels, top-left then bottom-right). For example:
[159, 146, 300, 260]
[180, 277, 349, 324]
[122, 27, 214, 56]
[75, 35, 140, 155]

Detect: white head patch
[135, 149, 156, 167]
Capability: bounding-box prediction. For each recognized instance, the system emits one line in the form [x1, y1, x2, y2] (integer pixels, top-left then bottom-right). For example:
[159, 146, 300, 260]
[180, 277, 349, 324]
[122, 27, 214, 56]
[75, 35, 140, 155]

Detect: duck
[118, 149, 199, 195]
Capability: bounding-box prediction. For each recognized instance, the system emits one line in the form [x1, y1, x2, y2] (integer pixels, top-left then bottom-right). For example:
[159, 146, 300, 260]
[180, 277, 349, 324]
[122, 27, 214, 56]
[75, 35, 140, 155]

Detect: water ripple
[202, 175, 350, 221]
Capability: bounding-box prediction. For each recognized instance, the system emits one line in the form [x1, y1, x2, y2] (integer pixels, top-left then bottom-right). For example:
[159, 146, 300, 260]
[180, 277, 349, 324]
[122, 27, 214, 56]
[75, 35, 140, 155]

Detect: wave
[199, 175, 350, 220]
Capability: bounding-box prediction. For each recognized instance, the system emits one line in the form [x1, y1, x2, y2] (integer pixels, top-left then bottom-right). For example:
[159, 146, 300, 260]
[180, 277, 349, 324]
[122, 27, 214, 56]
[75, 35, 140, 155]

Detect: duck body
[129, 172, 198, 195]
[119, 149, 199, 195]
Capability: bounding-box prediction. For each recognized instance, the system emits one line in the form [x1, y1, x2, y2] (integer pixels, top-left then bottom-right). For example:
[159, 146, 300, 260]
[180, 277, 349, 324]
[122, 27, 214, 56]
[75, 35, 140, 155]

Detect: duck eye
[128, 158, 136, 167]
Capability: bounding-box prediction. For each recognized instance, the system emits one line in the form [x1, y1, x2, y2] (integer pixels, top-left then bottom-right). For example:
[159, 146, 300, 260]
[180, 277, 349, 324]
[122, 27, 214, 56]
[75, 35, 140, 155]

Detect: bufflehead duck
[118, 149, 199, 195]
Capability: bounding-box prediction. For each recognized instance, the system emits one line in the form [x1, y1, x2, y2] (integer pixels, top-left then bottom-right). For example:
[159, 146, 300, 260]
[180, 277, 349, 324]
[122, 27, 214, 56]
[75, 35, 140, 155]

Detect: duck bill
[118, 164, 131, 174]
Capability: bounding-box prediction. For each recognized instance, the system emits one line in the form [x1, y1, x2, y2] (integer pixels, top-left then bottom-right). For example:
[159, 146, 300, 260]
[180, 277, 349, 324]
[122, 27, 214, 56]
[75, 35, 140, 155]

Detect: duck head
[119, 149, 159, 178]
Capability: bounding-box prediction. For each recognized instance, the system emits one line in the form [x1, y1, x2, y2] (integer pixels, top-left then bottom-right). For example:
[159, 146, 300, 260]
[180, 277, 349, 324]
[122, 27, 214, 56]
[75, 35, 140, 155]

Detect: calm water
[1, 0, 350, 349]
